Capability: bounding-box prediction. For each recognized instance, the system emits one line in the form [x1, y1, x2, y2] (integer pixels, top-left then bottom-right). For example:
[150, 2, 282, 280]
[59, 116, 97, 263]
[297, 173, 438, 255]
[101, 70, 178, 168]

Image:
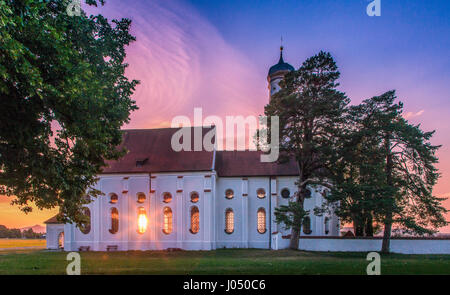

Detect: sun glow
[137, 208, 148, 234]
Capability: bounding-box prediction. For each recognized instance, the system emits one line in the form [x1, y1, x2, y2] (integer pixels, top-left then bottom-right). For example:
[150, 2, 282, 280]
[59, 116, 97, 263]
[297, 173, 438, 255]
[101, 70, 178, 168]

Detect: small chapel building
[45, 48, 340, 251]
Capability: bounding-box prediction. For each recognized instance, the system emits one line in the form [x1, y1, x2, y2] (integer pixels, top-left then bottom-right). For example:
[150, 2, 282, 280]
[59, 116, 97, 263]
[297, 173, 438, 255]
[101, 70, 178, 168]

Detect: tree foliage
[0, 0, 138, 225]
[324, 94, 393, 237]
[324, 91, 447, 251]
[265, 51, 349, 249]
[267, 51, 447, 252]
[356, 92, 446, 251]
[0, 225, 22, 238]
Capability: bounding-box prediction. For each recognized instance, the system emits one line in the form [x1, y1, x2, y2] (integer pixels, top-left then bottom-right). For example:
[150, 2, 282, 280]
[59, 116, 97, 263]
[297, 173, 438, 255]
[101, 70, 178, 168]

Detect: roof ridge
[121, 126, 215, 132]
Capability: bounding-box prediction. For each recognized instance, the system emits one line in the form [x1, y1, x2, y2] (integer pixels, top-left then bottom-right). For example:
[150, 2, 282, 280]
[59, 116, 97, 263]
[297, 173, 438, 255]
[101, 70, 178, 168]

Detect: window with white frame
[163, 207, 173, 234]
[109, 207, 119, 234]
[225, 208, 234, 234]
[257, 208, 266, 234]
[190, 206, 199, 234]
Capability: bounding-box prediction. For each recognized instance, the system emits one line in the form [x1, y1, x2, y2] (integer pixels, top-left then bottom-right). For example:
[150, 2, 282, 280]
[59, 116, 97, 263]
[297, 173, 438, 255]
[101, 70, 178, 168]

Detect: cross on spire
[279, 36, 285, 64]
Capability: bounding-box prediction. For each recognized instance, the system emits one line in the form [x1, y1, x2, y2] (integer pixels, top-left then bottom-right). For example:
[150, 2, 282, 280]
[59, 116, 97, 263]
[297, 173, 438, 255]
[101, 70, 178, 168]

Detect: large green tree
[323, 96, 394, 237]
[326, 91, 447, 252]
[361, 91, 446, 252]
[265, 51, 349, 249]
[0, 0, 138, 225]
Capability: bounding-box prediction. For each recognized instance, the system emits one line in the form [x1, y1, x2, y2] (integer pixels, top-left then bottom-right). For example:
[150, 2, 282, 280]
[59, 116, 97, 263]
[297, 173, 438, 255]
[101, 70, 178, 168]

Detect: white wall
[273, 178, 339, 237]
[46, 224, 65, 250]
[62, 172, 339, 251]
[216, 177, 272, 249]
[64, 172, 215, 251]
[215, 176, 339, 249]
[216, 177, 246, 248]
[272, 235, 450, 254]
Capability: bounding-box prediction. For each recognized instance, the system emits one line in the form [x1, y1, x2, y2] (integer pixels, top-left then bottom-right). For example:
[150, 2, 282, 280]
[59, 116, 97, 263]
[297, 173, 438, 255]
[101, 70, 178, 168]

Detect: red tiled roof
[44, 214, 63, 224]
[102, 127, 215, 174]
[215, 151, 299, 177]
[102, 127, 299, 177]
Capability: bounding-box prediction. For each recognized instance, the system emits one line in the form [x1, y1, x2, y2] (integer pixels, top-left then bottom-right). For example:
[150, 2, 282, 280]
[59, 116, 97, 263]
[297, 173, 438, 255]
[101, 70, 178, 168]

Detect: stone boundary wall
[271, 234, 450, 254]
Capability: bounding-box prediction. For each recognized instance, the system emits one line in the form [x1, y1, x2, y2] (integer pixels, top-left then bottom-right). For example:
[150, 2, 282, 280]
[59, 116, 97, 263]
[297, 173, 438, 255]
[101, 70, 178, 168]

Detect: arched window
[109, 208, 119, 234]
[281, 188, 290, 199]
[257, 208, 266, 234]
[137, 207, 148, 234]
[163, 192, 172, 203]
[190, 206, 200, 234]
[137, 192, 146, 203]
[163, 207, 173, 234]
[324, 217, 330, 235]
[225, 208, 234, 234]
[225, 189, 234, 200]
[302, 216, 312, 235]
[109, 193, 118, 204]
[190, 192, 199, 203]
[58, 232, 64, 249]
[80, 207, 91, 234]
[257, 188, 266, 199]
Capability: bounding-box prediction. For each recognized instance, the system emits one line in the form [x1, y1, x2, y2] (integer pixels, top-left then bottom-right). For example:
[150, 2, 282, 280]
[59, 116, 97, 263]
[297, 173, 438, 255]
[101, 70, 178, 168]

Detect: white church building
[45, 48, 340, 251]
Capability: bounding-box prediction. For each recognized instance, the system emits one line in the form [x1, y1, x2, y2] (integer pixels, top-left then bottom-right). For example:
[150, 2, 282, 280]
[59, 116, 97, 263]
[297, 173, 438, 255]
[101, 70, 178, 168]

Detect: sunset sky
[1, 0, 449, 232]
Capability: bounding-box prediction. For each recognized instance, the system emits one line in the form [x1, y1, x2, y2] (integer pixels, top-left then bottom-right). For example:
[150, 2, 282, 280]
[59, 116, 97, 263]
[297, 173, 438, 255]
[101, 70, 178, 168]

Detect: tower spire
[279, 36, 284, 63]
[268, 39, 294, 100]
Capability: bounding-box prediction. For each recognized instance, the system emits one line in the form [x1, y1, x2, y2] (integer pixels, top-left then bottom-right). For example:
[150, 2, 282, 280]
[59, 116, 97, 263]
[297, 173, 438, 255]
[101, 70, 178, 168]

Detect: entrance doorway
[58, 232, 64, 249]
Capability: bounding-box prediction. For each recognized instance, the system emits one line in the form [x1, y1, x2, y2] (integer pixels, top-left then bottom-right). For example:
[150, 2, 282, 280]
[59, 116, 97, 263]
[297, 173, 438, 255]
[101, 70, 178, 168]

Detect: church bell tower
[267, 46, 295, 100]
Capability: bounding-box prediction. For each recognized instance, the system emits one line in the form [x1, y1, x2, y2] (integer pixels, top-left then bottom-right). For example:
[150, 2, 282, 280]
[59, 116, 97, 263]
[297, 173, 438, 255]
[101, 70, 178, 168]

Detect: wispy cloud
[403, 110, 425, 119]
[87, 0, 266, 130]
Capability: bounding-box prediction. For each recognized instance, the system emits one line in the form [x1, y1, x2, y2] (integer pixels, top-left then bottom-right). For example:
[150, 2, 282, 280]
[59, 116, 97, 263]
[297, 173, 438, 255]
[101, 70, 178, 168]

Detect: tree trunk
[353, 221, 364, 237]
[382, 133, 393, 253]
[365, 215, 374, 237]
[289, 174, 307, 250]
[289, 228, 300, 249]
[381, 218, 392, 253]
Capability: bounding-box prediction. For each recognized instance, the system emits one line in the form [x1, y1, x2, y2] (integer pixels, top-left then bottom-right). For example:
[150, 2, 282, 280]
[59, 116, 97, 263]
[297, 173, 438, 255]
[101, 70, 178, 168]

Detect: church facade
[45, 48, 340, 251]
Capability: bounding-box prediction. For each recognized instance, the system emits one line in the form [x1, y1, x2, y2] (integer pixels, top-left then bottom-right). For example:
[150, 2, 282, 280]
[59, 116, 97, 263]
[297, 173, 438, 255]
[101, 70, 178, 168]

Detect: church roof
[44, 214, 63, 224]
[101, 127, 299, 177]
[268, 48, 295, 76]
[215, 151, 299, 177]
[102, 127, 215, 174]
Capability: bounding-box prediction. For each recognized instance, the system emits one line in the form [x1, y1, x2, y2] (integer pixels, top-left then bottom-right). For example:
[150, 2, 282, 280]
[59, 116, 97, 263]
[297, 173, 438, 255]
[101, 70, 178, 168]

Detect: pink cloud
[403, 109, 425, 119]
[86, 0, 267, 130]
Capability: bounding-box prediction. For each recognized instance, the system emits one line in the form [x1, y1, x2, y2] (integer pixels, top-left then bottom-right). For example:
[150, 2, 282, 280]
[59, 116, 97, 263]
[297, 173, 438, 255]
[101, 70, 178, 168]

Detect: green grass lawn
[0, 239, 46, 249]
[0, 248, 449, 275]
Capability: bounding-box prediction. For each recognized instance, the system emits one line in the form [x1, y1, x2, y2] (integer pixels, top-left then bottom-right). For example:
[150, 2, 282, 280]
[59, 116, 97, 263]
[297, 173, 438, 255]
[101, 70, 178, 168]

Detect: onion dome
[268, 46, 295, 77]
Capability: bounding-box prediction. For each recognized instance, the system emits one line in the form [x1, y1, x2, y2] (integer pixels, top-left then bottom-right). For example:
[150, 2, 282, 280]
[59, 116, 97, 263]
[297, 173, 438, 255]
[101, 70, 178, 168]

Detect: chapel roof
[101, 127, 299, 177]
[44, 215, 63, 224]
[102, 127, 215, 174]
[215, 150, 298, 177]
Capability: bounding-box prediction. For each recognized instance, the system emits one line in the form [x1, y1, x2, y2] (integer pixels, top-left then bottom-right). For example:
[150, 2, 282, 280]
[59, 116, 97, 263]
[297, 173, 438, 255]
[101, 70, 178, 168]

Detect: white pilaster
[270, 177, 278, 233]
[203, 175, 213, 250]
[150, 175, 157, 249]
[242, 178, 249, 248]
[176, 176, 184, 248]
[210, 174, 217, 250]
[93, 195, 101, 251]
[63, 223, 73, 251]
[122, 190, 129, 251]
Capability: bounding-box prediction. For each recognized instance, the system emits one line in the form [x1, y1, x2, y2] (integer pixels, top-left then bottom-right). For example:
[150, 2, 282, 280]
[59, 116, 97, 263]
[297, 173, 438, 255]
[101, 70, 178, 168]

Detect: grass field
[0, 239, 46, 249]
[0, 248, 449, 274]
